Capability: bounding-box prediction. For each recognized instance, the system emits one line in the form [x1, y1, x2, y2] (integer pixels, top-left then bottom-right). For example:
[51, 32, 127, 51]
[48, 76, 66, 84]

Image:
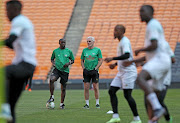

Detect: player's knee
[50, 77, 56, 83]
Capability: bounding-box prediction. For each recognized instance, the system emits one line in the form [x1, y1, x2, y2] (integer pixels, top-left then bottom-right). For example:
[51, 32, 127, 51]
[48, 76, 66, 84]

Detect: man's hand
[104, 57, 113, 63]
[63, 62, 70, 68]
[109, 63, 116, 69]
[122, 61, 133, 67]
[52, 61, 55, 67]
[135, 49, 141, 56]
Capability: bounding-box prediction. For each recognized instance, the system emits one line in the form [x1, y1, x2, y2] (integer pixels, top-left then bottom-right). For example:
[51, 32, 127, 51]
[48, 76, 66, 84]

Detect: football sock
[147, 93, 162, 110]
[85, 100, 89, 106]
[96, 99, 99, 105]
[112, 113, 119, 118]
[60, 103, 64, 106]
[51, 95, 54, 99]
[134, 116, 140, 121]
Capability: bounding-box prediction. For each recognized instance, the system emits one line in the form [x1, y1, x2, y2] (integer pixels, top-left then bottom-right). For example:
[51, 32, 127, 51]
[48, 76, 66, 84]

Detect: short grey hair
[87, 36, 95, 42]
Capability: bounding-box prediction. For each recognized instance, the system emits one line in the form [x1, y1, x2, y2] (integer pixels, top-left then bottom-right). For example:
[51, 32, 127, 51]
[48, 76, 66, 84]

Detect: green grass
[15, 89, 180, 123]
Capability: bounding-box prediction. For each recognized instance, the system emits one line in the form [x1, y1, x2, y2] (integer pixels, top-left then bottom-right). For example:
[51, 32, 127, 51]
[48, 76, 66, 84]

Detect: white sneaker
[0, 103, 13, 121]
[107, 110, 114, 114]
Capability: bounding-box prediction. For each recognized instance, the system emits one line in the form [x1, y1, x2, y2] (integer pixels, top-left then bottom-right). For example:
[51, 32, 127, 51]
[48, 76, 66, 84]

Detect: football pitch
[15, 89, 180, 123]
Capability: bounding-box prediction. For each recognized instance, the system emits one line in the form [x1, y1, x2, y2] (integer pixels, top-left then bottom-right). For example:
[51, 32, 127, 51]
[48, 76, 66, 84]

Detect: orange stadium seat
[69, 0, 180, 80]
[1, 0, 76, 81]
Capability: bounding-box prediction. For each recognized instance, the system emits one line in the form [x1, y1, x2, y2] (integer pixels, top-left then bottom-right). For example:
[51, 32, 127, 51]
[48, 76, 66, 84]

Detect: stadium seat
[69, 0, 180, 79]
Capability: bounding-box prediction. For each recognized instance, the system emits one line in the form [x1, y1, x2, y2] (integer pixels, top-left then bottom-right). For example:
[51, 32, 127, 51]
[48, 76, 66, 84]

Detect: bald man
[105, 25, 141, 123]
[123, 5, 171, 122]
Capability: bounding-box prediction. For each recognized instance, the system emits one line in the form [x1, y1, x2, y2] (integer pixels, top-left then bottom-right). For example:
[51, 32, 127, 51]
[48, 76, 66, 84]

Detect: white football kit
[142, 19, 171, 91]
[148, 42, 174, 90]
[110, 36, 137, 89]
[10, 14, 37, 66]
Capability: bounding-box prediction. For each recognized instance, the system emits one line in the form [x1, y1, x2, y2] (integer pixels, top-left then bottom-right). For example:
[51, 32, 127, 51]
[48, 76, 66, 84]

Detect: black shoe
[83, 104, 89, 109]
[47, 96, 54, 103]
[96, 104, 100, 109]
[152, 108, 166, 121]
[60, 104, 65, 109]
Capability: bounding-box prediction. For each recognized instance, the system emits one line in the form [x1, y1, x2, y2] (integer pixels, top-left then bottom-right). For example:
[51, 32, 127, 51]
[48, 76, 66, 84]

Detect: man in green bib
[81, 36, 103, 109]
[47, 38, 74, 109]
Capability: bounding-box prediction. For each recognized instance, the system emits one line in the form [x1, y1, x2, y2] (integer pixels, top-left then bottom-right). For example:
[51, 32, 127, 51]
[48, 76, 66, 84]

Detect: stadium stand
[1, 0, 76, 81]
[1, 0, 179, 83]
[69, 0, 180, 80]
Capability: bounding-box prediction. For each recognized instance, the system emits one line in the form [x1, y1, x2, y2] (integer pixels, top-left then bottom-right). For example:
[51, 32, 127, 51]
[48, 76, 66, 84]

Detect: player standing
[47, 38, 74, 109]
[105, 25, 141, 123]
[81, 36, 103, 109]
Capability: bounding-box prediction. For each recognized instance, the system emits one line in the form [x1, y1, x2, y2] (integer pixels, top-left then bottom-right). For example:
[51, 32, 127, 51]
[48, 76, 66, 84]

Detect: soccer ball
[46, 102, 55, 109]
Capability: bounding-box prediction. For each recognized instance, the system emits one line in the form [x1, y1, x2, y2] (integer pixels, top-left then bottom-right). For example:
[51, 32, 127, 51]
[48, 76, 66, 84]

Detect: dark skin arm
[104, 53, 130, 63]
[63, 60, 74, 68]
[109, 62, 117, 69]
[51, 59, 55, 66]
[135, 39, 157, 56]
[122, 56, 146, 67]
[0, 34, 18, 49]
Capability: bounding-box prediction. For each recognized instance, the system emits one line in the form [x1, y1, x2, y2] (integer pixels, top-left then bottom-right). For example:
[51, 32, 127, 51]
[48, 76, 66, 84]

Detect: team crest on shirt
[92, 53, 95, 55]
[58, 55, 60, 56]
[65, 54, 67, 57]
[85, 53, 88, 56]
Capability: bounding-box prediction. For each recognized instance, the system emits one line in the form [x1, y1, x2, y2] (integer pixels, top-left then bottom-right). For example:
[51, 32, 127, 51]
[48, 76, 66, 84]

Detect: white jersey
[10, 14, 37, 66]
[117, 36, 136, 72]
[111, 36, 137, 89]
[145, 19, 169, 61]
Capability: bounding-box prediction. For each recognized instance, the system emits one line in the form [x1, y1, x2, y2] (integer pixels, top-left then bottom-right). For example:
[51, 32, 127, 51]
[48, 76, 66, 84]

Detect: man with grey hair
[81, 36, 103, 109]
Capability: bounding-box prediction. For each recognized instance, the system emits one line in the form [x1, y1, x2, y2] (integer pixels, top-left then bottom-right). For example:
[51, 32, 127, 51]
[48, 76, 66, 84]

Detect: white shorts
[110, 70, 137, 89]
[143, 54, 171, 91]
[147, 68, 171, 91]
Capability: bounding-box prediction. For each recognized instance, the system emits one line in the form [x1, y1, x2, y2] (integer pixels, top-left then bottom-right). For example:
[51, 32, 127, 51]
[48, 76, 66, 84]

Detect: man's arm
[135, 39, 157, 56]
[63, 60, 74, 68]
[104, 53, 130, 63]
[122, 56, 146, 67]
[95, 58, 103, 70]
[1, 34, 18, 49]
[51, 59, 55, 66]
[109, 62, 117, 69]
[81, 59, 85, 69]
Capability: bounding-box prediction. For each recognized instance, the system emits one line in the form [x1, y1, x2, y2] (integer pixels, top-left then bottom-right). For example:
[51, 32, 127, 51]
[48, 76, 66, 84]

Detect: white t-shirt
[117, 36, 136, 72]
[145, 18, 169, 61]
[10, 14, 37, 66]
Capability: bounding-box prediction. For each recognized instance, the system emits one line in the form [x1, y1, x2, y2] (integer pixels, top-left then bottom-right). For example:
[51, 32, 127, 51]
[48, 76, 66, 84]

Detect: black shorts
[83, 69, 99, 83]
[51, 68, 69, 87]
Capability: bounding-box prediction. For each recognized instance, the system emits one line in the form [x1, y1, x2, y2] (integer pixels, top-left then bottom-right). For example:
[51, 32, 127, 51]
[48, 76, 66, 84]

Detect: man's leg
[144, 95, 154, 121]
[137, 70, 164, 121]
[59, 84, 66, 109]
[47, 76, 58, 103]
[106, 86, 121, 123]
[49, 76, 56, 96]
[28, 75, 33, 90]
[123, 89, 141, 122]
[8, 79, 25, 123]
[157, 88, 171, 122]
[92, 82, 100, 108]
[108, 86, 119, 114]
[47, 68, 59, 103]
[6, 62, 35, 123]
[84, 82, 90, 108]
